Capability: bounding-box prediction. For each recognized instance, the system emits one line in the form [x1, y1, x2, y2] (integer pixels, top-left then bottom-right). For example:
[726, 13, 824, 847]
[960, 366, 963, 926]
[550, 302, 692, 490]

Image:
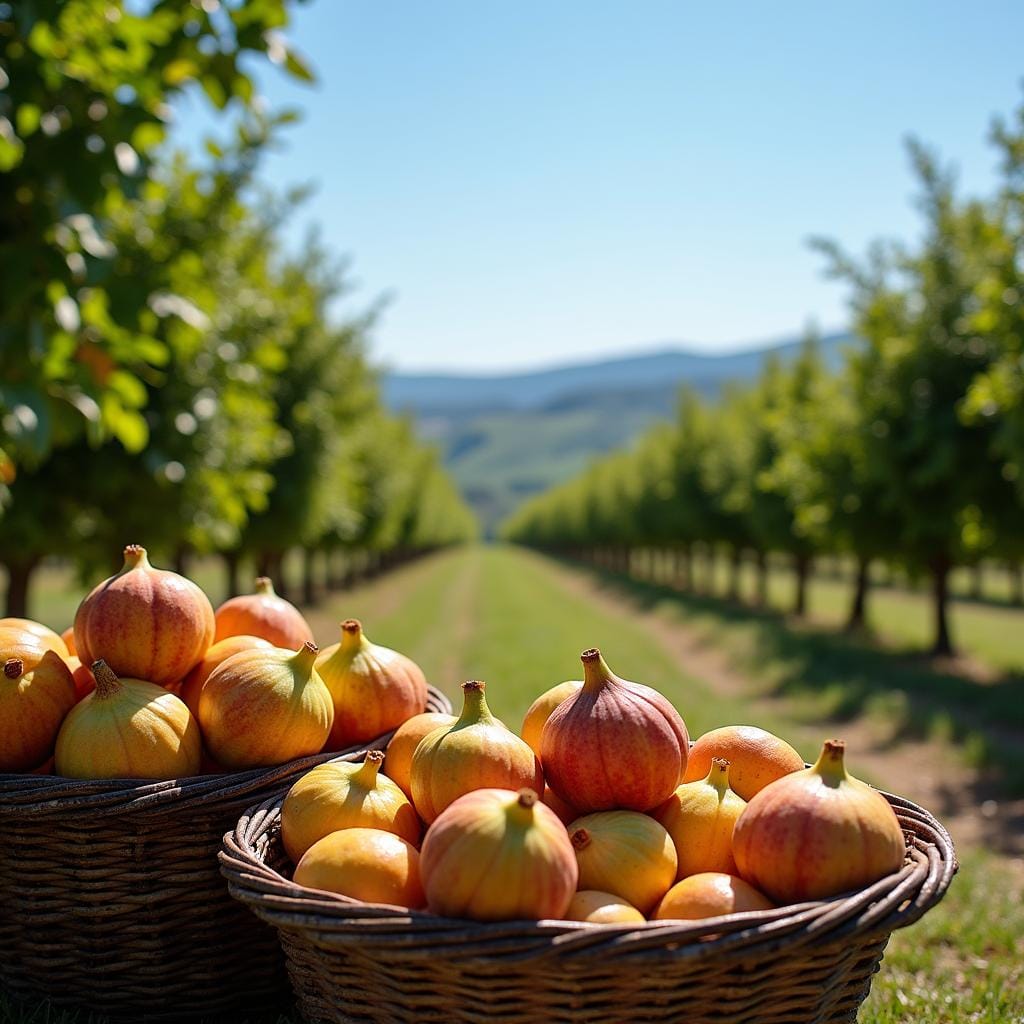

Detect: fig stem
[122, 545, 149, 570]
[339, 619, 363, 651]
[570, 827, 591, 851]
[580, 648, 613, 691]
[91, 660, 122, 699]
[293, 641, 320, 675]
[706, 757, 732, 794]
[254, 577, 276, 596]
[813, 738, 849, 785]
[457, 680, 496, 725]
[353, 751, 384, 786]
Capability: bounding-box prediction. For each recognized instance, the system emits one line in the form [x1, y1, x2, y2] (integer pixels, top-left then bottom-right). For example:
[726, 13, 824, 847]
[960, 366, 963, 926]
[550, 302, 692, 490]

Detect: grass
[4, 544, 1022, 1023]
[676, 553, 1024, 674]
[596, 555, 1024, 797]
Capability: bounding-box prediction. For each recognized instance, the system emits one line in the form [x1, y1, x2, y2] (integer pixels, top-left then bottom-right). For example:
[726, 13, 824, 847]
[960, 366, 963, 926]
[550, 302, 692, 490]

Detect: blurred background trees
[0, 1, 476, 615]
[504, 100, 1024, 657]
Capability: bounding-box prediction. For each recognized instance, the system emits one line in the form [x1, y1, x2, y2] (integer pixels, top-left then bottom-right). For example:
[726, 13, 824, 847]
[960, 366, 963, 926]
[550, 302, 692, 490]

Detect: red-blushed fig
[317, 620, 428, 749]
[197, 641, 334, 769]
[293, 827, 425, 909]
[654, 757, 746, 879]
[682, 725, 805, 801]
[281, 750, 422, 862]
[569, 810, 677, 915]
[61, 626, 76, 655]
[73, 545, 214, 687]
[540, 648, 689, 812]
[420, 788, 577, 921]
[0, 652, 76, 771]
[54, 660, 201, 779]
[213, 577, 314, 649]
[732, 739, 906, 902]
[520, 679, 582, 755]
[410, 681, 543, 824]
[653, 872, 774, 920]
[384, 711, 458, 800]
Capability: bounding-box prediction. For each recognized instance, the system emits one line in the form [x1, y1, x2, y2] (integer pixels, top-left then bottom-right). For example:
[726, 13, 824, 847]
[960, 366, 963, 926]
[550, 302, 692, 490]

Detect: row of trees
[504, 96, 1024, 656]
[0, 2, 476, 615]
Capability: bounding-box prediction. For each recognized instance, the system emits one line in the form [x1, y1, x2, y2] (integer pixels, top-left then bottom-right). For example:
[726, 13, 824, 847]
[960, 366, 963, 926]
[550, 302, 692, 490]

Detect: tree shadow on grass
[563, 559, 1024, 799]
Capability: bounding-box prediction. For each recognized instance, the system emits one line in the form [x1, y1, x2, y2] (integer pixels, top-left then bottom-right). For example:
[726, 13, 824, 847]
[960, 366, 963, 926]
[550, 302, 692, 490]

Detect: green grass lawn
[4, 545, 1020, 1023]
[677, 553, 1024, 674]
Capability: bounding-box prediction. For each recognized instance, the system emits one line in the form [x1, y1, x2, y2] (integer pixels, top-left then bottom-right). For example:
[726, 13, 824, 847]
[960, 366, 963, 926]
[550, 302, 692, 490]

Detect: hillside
[383, 332, 852, 534]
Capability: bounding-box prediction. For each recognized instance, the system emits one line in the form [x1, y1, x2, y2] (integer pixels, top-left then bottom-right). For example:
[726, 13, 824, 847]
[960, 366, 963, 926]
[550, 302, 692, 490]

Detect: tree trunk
[223, 551, 241, 599]
[1011, 562, 1023, 607]
[704, 544, 716, 595]
[846, 556, 870, 631]
[271, 552, 290, 600]
[970, 562, 984, 601]
[793, 554, 811, 616]
[302, 547, 316, 607]
[3, 558, 38, 618]
[677, 545, 691, 591]
[930, 556, 954, 657]
[755, 550, 768, 607]
[172, 546, 189, 578]
[256, 551, 272, 580]
[728, 547, 742, 602]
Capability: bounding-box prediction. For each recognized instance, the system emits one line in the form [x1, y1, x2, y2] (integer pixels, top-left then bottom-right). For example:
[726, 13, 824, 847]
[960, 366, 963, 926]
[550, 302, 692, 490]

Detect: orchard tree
[815, 142, 1016, 654]
[0, 0, 312, 473]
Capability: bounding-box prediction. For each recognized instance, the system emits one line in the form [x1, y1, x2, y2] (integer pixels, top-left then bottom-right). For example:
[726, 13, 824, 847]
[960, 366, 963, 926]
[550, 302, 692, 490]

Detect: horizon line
[381, 326, 851, 379]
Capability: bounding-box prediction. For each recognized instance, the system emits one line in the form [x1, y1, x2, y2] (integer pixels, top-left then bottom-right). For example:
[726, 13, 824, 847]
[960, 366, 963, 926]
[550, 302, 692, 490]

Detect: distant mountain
[383, 332, 854, 535]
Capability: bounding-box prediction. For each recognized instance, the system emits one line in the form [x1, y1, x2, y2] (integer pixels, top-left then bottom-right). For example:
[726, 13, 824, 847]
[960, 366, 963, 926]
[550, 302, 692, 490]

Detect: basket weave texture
[0, 685, 451, 1020]
[222, 783, 956, 1024]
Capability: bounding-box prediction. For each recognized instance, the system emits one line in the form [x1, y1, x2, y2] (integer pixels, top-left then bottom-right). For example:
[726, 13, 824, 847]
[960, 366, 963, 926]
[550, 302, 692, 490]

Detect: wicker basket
[221, 782, 956, 1024]
[0, 686, 451, 1020]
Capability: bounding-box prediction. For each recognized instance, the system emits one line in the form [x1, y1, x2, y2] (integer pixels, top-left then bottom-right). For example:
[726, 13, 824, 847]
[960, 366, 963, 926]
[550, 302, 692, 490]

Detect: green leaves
[0, 0, 315, 469]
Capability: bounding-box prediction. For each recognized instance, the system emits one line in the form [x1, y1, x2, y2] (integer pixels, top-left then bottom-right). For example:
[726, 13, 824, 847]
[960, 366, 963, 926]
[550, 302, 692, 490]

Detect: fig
[732, 739, 906, 902]
[63, 655, 97, 701]
[317, 620, 428, 749]
[0, 618, 70, 660]
[410, 680, 543, 824]
[0, 653, 76, 771]
[540, 648, 689, 812]
[682, 725, 804, 801]
[281, 750, 422, 862]
[293, 827, 425, 909]
[55, 660, 201, 779]
[213, 577, 314, 649]
[197, 641, 334, 769]
[653, 872, 774, 920]
[569, 810, 677, 915]
[73, 545, 214, 687]
[654, 757, 746, 879]
[0, 620, 69, 667]
[564, 890, 645, 924]
[179, 634, 273, 718]
[420, 788, 577, 921]
[520, 679, 582, 755]
[384, 711, 457, 800]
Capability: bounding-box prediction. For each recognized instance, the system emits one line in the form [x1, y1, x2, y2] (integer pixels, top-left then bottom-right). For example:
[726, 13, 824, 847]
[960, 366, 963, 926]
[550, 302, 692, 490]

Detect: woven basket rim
[220, 772, 958, 964]
[0, 685, 451, 818]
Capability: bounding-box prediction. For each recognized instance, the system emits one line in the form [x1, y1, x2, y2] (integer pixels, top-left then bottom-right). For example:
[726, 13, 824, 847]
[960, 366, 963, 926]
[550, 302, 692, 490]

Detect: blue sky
[187, 1, 1024, 372]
